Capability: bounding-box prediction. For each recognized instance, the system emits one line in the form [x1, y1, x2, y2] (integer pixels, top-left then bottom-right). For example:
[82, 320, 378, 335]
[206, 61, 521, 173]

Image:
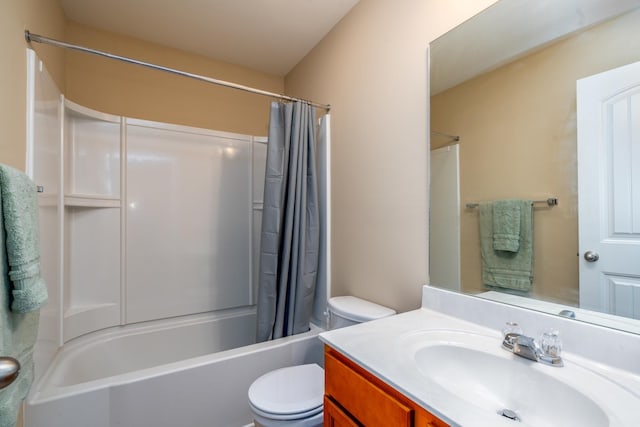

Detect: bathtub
[25, 306, 324, 427]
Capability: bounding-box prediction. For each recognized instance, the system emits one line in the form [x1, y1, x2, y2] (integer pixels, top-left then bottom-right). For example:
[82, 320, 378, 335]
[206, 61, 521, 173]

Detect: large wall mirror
[429, 0, 640, 334]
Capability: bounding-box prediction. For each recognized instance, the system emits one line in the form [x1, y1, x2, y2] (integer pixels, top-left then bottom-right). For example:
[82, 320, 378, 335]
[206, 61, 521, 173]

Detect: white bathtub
[25, 306, 324, 427]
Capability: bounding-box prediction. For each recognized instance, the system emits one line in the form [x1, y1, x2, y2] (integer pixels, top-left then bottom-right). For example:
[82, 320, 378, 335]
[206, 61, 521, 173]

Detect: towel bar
[465, 198, 558, 209]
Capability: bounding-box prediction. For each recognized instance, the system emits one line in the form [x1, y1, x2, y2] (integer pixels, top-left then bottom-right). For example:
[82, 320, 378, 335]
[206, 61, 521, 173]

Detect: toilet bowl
[248, 364, 324, 427]
[247, 296, 396, 426]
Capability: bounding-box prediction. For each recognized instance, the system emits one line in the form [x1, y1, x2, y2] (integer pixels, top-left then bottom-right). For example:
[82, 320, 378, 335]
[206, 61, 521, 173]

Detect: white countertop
[320, 307, 640, 427]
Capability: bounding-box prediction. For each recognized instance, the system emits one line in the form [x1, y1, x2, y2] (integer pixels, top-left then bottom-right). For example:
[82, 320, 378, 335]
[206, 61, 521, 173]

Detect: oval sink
[416, 344, 606, 426]
[396, 330, 639, 427]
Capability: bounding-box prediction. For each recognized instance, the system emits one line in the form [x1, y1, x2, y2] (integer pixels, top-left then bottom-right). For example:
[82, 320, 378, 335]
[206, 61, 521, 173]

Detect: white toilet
[248, 296, 396, 427]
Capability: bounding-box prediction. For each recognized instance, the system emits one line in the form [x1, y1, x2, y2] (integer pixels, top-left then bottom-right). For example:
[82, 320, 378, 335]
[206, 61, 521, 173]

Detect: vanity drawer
[325, 348, 412, 426]
[324, 346, 449, 427]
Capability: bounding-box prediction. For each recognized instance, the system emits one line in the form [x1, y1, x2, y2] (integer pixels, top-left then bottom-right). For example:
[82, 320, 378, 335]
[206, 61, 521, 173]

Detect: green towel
[492, 199, 521, 252]
[0, 164, 47, 427]
[0, 164, 48, 313]
[479, 200, 533, 291]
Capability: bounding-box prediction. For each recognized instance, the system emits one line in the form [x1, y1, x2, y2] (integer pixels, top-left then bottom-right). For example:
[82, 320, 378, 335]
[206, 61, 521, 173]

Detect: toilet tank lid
[328, 296, 396, 322]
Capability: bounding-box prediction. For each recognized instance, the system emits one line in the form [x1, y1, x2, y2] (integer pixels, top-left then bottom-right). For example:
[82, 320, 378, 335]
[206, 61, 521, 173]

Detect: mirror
[429, 0, 640, 334]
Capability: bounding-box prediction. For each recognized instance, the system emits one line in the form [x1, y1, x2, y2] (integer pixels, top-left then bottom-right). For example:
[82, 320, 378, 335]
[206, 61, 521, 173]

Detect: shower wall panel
[62, 102, 122, 341]
[125, 121, 253, 323]
[251, 137, 267, 303]
[30, 47, 267, 352]
[27, 49, 63, 380]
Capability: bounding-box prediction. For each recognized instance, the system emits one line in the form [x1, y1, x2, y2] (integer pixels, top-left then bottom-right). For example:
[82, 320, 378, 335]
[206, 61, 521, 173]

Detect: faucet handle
[540, 329, 562, 358]
[502, 321, 523, 338]
[501, 322, 524, 351]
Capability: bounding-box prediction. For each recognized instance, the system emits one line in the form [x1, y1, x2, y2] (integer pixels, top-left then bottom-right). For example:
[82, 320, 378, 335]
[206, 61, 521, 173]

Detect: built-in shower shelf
[64, 194, 120, 208]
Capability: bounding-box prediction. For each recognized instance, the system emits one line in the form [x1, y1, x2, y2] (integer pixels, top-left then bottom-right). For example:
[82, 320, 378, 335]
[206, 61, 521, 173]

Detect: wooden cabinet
[324, 346, 449, 427]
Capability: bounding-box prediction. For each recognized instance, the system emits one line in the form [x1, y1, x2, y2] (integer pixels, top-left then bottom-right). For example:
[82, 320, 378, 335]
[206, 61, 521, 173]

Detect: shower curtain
[256, 101, 320, 342]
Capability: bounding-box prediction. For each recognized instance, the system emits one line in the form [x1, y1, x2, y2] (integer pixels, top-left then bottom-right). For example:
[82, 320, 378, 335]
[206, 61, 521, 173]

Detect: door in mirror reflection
[578, 60, 640, 319]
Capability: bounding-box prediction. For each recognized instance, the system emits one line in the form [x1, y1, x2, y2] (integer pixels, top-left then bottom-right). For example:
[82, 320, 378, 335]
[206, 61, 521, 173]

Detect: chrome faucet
[502, 329, 563, 367]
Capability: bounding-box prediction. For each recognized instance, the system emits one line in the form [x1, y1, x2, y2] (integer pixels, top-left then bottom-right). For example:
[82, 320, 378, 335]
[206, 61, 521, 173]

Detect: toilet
[248, 296, 396, 427]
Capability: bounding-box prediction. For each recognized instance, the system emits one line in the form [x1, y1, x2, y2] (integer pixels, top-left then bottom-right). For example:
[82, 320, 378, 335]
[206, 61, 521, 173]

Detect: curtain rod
[24, 31, 331, 111]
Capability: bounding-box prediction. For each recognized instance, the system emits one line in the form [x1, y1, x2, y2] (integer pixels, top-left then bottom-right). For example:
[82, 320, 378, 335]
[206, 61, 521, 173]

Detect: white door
[577, 61, 640, 319]
[429, 144, 461, 290]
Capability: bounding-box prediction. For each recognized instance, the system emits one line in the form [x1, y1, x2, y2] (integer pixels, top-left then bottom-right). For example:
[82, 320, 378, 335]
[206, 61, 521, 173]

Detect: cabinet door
[324, 396, 361, 427]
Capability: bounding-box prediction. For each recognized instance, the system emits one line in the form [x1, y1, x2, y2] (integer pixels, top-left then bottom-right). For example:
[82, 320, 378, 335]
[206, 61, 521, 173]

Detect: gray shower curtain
[256, 101, 320, 342]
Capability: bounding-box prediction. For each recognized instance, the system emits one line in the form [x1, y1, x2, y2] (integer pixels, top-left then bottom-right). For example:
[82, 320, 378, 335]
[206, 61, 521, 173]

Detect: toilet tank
[327, 296, 396, 329]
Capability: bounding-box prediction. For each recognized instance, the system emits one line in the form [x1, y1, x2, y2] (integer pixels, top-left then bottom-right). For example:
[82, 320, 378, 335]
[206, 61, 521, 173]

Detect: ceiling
[430, 0, 640, 94]
[60, 0, 360, 76]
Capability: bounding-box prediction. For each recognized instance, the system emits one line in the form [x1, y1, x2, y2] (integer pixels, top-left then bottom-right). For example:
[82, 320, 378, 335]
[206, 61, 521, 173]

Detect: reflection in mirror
[429, 0, 640, 334]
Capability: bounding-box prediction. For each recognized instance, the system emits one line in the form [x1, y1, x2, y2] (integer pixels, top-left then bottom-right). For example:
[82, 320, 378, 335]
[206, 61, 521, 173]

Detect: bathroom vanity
[320, 286, 640, 427]
[324, 346, 448, 426]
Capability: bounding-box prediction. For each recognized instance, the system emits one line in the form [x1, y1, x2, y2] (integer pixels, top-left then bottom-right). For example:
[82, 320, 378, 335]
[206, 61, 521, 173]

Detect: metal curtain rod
[431, 130, 460, 142]
[465, 198, 558, 209]
[24, 31, 331, 111]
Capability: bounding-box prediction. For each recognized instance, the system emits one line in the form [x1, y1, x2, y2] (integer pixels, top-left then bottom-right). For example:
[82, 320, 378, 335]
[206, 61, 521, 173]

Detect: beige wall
[0, 5, 64, 424]
[65, 22, 283, 136]
[285, 0, 498, 312]
[431, 9, 640, 304]
[0, 0, 66, 171]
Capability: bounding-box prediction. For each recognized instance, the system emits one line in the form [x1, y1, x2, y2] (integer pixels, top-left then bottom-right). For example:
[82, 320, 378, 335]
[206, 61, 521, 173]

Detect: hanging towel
[0, 164, 47, 427]
[0, 165, 48, 312]
[479, 200, 533, 291]
[492, 199, 521, 252]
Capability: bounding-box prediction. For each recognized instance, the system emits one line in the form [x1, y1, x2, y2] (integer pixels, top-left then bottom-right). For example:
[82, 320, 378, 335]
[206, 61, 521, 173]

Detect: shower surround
[26, 49, 330, 426]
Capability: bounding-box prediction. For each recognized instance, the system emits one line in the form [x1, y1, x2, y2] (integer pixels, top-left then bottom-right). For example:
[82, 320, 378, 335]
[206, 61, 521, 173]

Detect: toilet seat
[248, 364, 324, 420]
[249, 401, 322, 421]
